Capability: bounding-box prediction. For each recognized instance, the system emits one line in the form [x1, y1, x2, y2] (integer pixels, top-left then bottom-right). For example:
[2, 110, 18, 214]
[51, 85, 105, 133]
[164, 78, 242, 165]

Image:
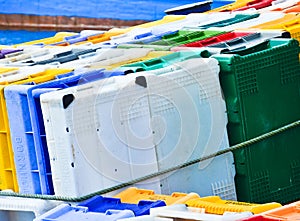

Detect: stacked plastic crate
[0, 0, 298, 220]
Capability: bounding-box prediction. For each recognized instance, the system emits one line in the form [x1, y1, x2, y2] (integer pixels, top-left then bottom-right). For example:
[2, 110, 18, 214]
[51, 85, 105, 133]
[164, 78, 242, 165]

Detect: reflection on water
[0, 30, 57, 45]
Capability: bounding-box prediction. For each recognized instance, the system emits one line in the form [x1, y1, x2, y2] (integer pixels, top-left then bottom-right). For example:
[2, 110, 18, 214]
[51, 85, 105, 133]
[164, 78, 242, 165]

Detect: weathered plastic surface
[41, 58, 236, 200]
[0, 195, 61, 221]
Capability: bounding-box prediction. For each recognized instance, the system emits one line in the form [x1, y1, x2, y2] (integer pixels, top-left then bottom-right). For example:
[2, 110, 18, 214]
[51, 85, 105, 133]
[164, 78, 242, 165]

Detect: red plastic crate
[234, 0, 274, 11]
[239, 215, 282, 221]
[182, 32, 251, 47]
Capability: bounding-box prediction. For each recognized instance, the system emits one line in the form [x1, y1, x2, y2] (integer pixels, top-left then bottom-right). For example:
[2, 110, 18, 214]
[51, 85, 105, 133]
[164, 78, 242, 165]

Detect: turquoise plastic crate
[120, 50, 210, 72]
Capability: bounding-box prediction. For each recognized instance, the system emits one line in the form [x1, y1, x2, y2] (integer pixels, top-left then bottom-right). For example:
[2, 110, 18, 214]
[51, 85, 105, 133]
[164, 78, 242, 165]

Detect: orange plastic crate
[263, 201, 300, 220]
[250, 13, 300, 42]
[283, 2, 300, 12]
[185, 196, 282, 215]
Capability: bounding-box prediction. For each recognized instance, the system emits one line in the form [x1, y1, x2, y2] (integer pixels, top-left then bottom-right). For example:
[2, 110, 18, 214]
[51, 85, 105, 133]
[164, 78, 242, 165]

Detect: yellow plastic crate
[186, 196, 282, 215]
[114, 187, 200, 205]
[0, 68, 72, 191]
[250, 13, 300, 42]
[90, 51, 172, 70]
[208, 0, 251, 12]
[0, 67, 19, 76]
[85, 16, 186, 44]
[14, 32, 77, 46]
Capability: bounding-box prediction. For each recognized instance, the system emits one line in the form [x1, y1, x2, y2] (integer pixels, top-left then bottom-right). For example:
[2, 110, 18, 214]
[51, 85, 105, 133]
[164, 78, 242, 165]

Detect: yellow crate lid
[250, 13, 300, 41]
[0, 67, 19, 75]
[186, 196, 282, 215]
[126, 15, 186, 30]
[85, 30, 128, 44]
[14, 32, 77, 46]
[114, 187, 200, 205]
[250, 13, 300, 29]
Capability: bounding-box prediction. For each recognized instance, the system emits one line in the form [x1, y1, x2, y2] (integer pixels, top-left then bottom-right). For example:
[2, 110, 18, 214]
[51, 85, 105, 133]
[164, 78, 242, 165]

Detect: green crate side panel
[215, 39, 300, 143]
[235, 127, 300, 204]
[234, 41, 299, 140]
[214, 38, 300, 204]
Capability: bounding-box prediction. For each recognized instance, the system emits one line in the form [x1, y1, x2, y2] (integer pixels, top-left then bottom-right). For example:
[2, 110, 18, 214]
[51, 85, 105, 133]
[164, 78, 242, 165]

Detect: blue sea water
[0, 30, 57, 45]
[0, 0, 198, 21]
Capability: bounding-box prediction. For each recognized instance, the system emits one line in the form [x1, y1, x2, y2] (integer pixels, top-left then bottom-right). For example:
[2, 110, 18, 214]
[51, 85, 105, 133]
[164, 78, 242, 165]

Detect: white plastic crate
[144, 58, 236, 199]
[2, 45, 96, 67]
[58, 48, 154, 69]
[0, 48, 49, 64]
[0, 194, 61, 221]
[0, 46, 82, 66]
[40, 58, 236, 198]
[40, 73, 160, 197]
[258, 0, 300, 12]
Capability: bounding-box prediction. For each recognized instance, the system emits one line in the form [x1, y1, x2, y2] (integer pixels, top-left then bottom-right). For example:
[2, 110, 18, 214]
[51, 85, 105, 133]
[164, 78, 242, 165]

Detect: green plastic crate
[148, 30, 226, 46]
[120, 50, 210, 72]
[212, 39, 300, 204]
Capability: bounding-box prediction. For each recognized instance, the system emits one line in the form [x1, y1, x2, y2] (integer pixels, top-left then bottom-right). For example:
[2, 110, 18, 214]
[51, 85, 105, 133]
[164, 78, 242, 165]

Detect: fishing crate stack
[0, 0, 299, 220]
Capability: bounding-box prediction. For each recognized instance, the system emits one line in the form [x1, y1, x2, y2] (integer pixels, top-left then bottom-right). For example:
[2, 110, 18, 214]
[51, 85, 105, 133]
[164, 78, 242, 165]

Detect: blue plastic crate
[35, 197, 165, 221]
[32, 48, 97, 65]
[52, 31, 104, 46]
[4, 69, 124, 194]
[211, 0, 235, 9]
[77, 196, 166, 216]
[164, 1, 212, 15]
[34, 204, 135, 221]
